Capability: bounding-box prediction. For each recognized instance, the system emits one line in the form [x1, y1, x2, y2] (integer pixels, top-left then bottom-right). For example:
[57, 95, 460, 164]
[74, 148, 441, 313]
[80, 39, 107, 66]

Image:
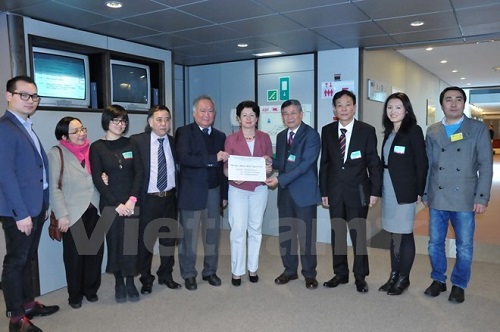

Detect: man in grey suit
[422, 86, 493, 304]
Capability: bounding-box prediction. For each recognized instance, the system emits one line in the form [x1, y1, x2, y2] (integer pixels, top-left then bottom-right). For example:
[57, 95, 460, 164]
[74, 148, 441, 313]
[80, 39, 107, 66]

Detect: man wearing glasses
[0, 76, 59, 332]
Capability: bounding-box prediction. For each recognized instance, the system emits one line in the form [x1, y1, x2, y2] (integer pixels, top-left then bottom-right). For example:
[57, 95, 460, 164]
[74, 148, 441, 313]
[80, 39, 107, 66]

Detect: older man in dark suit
[266, 99, 321, 289]
[319, 90, 382, 293]
[175, 95, 228, 290]
[130, 105, 181, 295]
[0, 76, 59, 332]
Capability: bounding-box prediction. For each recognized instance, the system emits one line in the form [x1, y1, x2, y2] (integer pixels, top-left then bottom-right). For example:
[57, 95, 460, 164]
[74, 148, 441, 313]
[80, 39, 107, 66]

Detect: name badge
[122, 151, 133, 159]
[394, 145, 406, 154]
[350, 151, 362, 159]
[450, 133, 463, 142]
[287, 154, 296, 162]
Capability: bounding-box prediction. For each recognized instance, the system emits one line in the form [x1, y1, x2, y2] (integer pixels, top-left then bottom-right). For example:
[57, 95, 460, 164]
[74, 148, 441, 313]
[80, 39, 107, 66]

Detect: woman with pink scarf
[48, 117, 102, 309]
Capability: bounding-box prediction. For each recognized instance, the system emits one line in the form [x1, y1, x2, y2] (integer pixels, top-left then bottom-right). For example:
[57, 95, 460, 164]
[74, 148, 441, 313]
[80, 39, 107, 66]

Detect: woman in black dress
[90, 105, 143, 303]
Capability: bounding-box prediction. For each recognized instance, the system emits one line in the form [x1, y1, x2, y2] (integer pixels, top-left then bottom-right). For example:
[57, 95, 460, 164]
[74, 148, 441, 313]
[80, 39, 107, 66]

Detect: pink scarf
[59, 139, 91, 174]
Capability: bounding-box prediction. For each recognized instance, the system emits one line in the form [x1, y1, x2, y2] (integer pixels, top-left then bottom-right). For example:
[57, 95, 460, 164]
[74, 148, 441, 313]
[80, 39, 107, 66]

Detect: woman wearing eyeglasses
[48, 117, 102, 309]
[90, 105, 144, 303]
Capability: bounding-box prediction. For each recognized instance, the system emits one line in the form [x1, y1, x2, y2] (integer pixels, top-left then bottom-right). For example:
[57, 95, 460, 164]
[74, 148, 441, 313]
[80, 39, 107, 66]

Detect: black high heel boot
[379, 271, 399, 292]
[387, 275, 410, 295]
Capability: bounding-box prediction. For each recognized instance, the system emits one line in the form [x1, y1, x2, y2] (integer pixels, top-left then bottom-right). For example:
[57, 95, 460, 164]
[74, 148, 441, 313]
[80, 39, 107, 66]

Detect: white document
[228, 155, 266, 182]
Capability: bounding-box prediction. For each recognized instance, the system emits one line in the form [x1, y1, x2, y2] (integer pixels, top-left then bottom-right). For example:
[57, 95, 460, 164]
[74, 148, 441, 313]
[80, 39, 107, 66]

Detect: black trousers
[329, 199, 369, 279]
[1, 208, 45, 317]
[138, 193, 178, 285]
[62, 204, 103, 304]
[277, 188, 317, 278]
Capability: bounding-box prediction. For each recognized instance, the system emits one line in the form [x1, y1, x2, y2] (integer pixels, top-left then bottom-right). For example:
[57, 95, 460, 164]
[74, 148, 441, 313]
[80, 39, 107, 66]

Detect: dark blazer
[273, 122, 321, 207]
[0, 111, 49, 221]
[381, 125, 428, 204]
[175, 122, 228, 211]
[319, 120, 382, 208]
[130, 131, 177, 199]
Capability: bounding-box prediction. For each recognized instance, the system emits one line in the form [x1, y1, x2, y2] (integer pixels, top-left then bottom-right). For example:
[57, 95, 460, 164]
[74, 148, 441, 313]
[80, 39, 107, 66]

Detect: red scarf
[59, 139, 91, 174]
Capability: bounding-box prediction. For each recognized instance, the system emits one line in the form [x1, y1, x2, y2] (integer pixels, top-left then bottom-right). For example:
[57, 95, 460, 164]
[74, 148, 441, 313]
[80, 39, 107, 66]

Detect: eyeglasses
[69, 127, 87, 135]
[10, 92, 41, 102]
[111, 118, 128, 125]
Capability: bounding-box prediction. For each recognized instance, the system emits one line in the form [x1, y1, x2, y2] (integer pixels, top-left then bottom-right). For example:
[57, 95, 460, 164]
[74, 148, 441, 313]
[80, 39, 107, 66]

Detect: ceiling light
[460, 77, 466, 80]
[237, 43, 248, 48]
[494, 66, 500, 72]
[253, 51, 284, 57]
[440, 60, 447, 64]
[466, 83, 471, 86]
[425, 47, 433, 51]
[106, 1, 123, 8]
[476, 40, 495, 44]
[452, 70, 458, 73]
[410, 21, 424, 27]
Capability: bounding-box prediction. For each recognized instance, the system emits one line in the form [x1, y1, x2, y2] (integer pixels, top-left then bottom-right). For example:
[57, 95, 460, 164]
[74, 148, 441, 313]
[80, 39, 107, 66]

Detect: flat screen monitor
[32, 47, 90, 108]
[110, 59, 151, 111]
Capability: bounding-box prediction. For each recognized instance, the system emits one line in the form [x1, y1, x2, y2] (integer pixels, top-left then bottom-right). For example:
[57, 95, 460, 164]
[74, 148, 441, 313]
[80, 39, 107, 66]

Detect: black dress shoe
[159, 279, 182, 289]
[274, 273, 298, 285]
[305, 277, 318, 289]
[448, 285, 465, 303]
[24, 301, 60, 319]
[387, 276, 410, 295]
[202, 274, 222, 286]
[69, 301, 82, 309]
[231, 277, 241, 286]
[249, 274, 259, 283]
[424, 280, 447, 297]
[355, 279, 369, 293]
[379, 271, 399, 292]
[323, 275, 348, 288]
[185, 277, 197, 290]
[126, 283, 140, 302]
[115, 284, 127, 303]
[9, 317, 42, 332]
[141, 283, 153, 294]
[84, 294, 98, 302]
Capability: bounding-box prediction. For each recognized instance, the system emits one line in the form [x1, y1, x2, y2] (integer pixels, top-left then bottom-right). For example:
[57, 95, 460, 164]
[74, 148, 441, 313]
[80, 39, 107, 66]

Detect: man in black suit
[130, 105, 181, 295]
[175, 95, 228, 290]
[319, 90, 382, 293]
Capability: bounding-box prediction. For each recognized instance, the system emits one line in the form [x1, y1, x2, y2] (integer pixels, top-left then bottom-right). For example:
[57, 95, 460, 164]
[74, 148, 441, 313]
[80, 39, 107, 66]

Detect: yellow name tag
[450, 133, 463, 142]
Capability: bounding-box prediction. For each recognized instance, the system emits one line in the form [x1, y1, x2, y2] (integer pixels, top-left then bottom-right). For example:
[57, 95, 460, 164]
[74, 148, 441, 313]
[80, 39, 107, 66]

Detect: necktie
[288, 131, 295, 146]
[202, 128, 209, 135]
[339, 128, 347, 160]
[157, 138, 168, 191]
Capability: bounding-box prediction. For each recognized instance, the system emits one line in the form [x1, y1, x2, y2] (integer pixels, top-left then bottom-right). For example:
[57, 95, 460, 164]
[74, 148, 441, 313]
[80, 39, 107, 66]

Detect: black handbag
[48, 146, 63, 242]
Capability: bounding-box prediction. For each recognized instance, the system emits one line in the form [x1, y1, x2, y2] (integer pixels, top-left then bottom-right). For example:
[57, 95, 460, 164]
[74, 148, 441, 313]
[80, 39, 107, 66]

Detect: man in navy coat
[0, 76, 59, 332]
[266, 99, 321, 289]
[175, 95, 228, 291]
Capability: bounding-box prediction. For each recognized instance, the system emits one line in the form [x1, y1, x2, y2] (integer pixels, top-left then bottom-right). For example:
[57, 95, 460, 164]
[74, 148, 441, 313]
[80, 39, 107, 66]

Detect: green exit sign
[267, 89, 278, 102]
[279, 77, 290, 100]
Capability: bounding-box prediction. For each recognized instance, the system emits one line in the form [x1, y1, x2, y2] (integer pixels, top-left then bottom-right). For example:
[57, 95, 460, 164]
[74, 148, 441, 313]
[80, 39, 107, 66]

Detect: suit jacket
[381, 125, 427, 204]
[423, 115, 493, 211]
[224, 129, 273, 191]
[0, 111, 49, 222]
[273, 122, 321, 207]
[319, 120, 382, 208]
[175, 122, 228, 211]
[48, 144, 100, 226]
[130, 131, 177, 200]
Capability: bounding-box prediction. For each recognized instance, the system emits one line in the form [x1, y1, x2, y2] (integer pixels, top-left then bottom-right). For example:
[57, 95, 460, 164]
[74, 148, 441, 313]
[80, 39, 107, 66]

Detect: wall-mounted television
[110, 59, 151, 111]
[32, 47, 90, 108]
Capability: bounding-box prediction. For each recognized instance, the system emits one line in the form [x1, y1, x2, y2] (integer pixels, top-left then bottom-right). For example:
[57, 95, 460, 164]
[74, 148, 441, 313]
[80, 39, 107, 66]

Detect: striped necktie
[288, 131, 295, 146]
[157, 138, 168, 191]
[339, 128, 347, 160]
